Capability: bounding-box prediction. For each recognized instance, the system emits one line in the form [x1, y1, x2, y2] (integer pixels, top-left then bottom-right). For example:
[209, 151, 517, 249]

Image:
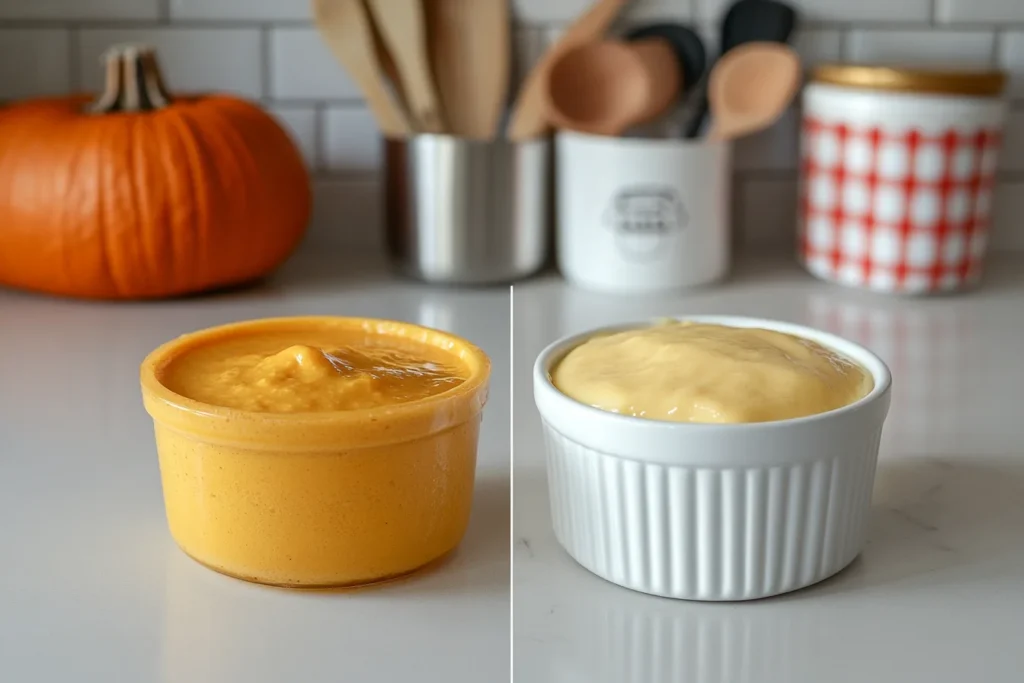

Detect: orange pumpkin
[0, 45, 312, 299]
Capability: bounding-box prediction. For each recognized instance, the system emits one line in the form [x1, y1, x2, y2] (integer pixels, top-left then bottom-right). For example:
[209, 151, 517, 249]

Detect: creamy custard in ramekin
[534, 315, 892, 601]
[141, 317, 490, 588]
[552, 320, 873, 424]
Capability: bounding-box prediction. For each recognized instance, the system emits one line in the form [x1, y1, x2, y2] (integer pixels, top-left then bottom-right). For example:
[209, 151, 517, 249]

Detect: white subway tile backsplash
[846, 30, 995, 67]
[698, 0, 931, 23]
[622, 0, 695, 22]
[0, 29, 70, 100]
[936, 0, 1024, 24]
[694, 26, 841, 63]
[322, 106, 382, 174]
[171, 0, 309, 21]
[998, 33, 1024, 100]
[738, 177, 799, 249]
[269, 105, 318, 170]
[1, 0, 1023, 254]
[0, 0, 157, 20]
[734, 107, 801, 171]
[78, 28, 262, 98]
[308, 179, 382, 249]
[513, 0, 604, 23]
[269, 28, 363, 101]
[792, 29, 843, 69]
[992, 182, 1024, 250]
[998, 109, 1024, 172]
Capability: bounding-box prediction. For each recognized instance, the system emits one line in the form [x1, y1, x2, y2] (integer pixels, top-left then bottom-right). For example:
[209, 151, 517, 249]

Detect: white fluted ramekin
[533, 315, 892, 601]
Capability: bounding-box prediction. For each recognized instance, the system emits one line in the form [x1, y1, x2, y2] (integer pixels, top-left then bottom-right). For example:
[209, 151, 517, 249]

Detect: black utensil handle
[685, 97, 709, 139]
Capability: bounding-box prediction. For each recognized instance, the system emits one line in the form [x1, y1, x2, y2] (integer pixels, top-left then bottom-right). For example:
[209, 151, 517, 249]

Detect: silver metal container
[384, 135, 551, 285]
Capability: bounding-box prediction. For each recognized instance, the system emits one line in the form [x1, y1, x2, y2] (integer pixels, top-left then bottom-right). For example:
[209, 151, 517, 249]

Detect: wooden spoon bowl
[545, 38, 680, 137]
[707, 41, 801, 141]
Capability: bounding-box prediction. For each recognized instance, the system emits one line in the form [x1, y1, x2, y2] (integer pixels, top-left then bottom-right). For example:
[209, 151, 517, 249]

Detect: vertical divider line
[508, 284, 514, 683]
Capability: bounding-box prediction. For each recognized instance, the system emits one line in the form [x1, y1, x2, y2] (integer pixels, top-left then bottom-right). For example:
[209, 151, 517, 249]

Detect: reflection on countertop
[513, 253, 1024, 683]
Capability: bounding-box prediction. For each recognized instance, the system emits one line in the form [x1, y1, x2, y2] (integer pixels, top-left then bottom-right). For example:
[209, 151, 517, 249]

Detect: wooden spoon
[311, 0, 411, 137]
[506, 0, 628, 141]
[544, 38, 681, 136]
[370, 11, 407, 109]
[685, 0, 797, 138]
[426, 0, 510, 139]
[365, 0, 445, 133]
[706, 41, 801, 141]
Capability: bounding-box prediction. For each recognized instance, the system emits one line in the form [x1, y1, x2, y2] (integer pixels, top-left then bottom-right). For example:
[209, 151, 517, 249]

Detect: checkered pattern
[799, 117, 1002, 294]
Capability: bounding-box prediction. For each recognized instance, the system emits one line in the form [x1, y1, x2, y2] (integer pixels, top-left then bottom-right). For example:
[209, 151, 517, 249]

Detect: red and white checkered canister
[799, 65, 1008, 294]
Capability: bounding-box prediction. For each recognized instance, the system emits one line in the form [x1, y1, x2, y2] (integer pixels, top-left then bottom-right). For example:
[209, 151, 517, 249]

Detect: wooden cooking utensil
[370, 11, 407, 108]
[685, 0, 797, 138]
[544, 38, 681, 136]
[311, 0, 411, 137]
[365, 0, 445, 133]
[624, 23, 705, 96]
[506, 0, 628, 141]
[426, 0, 510, 139]
[706, 41, 801, 141]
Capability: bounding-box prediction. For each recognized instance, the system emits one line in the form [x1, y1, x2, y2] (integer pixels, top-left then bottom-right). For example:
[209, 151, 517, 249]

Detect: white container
[556, 132, 731, 293]
[533, 315, 892, 601]
[800, 65, 1008, 295]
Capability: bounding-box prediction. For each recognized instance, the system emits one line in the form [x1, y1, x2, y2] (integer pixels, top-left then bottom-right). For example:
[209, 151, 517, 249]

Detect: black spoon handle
[683, 75, 711, 139]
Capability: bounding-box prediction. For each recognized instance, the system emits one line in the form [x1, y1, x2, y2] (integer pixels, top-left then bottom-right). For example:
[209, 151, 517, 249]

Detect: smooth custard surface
[552, 321, 874, 424]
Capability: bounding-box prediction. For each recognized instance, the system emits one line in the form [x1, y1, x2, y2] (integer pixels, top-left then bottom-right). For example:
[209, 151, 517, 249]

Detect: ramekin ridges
[533, 315, 892, 601]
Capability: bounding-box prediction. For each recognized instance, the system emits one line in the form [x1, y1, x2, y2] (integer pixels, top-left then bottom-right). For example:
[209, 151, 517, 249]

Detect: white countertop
[0, 253, 510, 683]
[513, 254, 1024, 683]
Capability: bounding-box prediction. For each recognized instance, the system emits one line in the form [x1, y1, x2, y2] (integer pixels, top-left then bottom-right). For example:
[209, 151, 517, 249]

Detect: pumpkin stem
[86, 44, 172, 114]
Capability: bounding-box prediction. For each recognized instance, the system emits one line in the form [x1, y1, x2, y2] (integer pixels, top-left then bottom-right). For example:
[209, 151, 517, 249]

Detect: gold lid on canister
[811, 64, 1007, 97]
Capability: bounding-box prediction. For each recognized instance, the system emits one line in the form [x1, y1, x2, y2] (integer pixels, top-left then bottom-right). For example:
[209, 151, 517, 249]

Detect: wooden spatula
[365, 0, 445, 133]
[506, 0, 627, 141]
[370, 10, 408, 110]
[311, 0, 411, 138]
[426, 0, 510, 139]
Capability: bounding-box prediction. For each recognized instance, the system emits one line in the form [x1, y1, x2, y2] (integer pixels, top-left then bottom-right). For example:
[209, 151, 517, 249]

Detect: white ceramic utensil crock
[533, 315, 892, 601]
[555, 132, 731, 293]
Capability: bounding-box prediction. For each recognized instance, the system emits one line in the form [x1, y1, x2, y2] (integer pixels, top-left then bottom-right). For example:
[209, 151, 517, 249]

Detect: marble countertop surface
[0, 253, 510, 683]
[513, 254, 1024, 683]
[4, 248, 1023, 683]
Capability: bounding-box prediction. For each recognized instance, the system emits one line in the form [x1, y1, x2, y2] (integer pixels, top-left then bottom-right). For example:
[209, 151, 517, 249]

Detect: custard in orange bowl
[140, 317, 491, 588]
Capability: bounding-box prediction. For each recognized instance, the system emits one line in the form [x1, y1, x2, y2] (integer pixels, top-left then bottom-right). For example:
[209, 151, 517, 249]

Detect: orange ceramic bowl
[140, 317, 490, 588]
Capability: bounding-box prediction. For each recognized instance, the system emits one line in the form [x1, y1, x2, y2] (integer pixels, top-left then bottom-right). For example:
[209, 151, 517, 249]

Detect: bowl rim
[534, 314, 892, 433]
[140, 316, 491, 448]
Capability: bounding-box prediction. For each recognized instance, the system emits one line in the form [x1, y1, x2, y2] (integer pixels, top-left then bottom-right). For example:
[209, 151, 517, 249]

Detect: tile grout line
[265, 97, 366, 107]
[260, 24, 271, 100]
[67, 24, 80, 91]
[0, 18, 313, 29]
[313, 103, 325, 173]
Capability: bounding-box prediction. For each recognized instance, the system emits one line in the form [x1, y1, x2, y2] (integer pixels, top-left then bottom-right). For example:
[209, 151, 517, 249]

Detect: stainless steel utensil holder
[384, 135, 551, 285]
